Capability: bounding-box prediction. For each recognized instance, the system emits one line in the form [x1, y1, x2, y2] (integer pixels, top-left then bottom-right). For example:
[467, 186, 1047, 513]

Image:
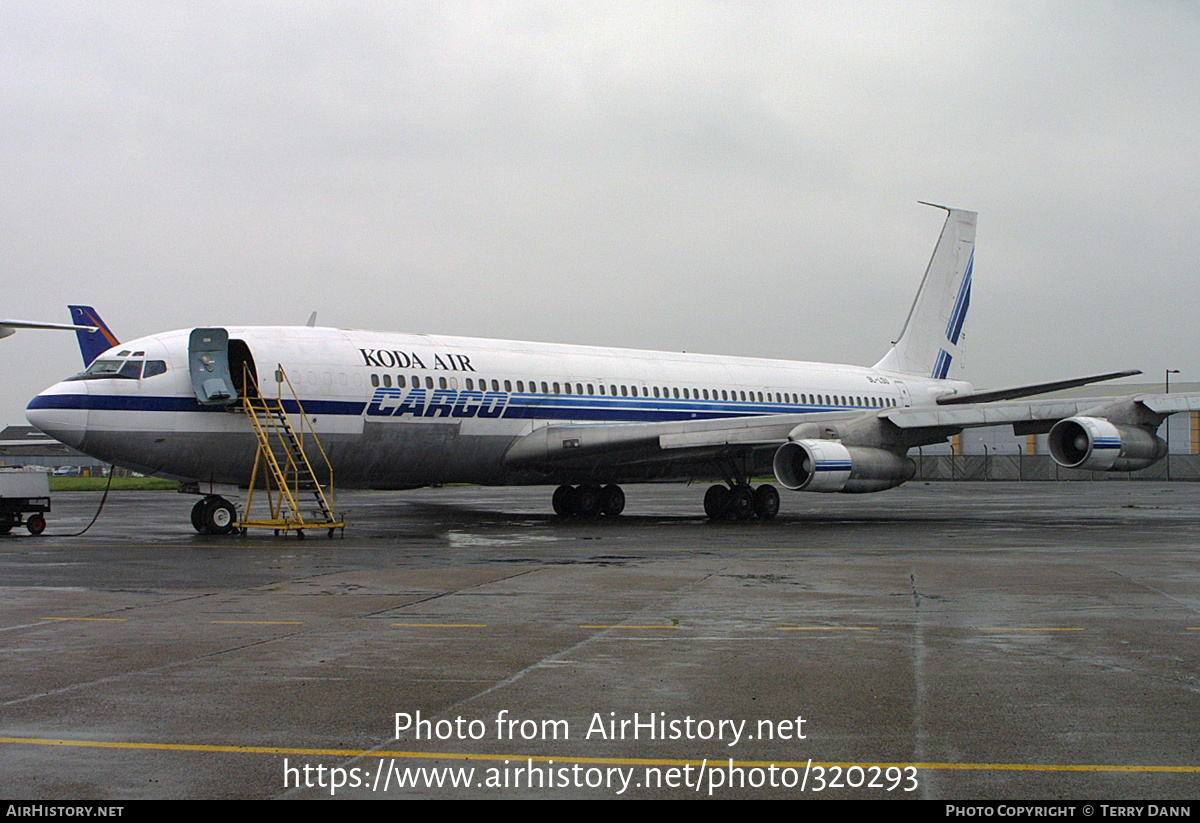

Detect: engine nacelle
[772, 440, 915, 494]
[1047, 416, 1166, 472]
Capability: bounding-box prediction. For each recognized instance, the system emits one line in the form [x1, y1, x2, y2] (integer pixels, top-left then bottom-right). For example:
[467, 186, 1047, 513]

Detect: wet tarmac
[2, 481, 1199, 799]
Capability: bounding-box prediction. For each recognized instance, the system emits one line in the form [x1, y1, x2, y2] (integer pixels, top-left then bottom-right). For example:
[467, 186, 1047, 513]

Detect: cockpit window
[67, 357, 169, 381]
[84, 359, 123, 376]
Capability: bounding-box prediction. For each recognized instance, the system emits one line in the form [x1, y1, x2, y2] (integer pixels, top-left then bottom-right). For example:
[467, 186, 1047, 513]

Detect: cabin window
[516, 381, 524, 392]
[553, 382, 560, 393]
[382, 374, 392, 388]
[504, 380, 512, 392]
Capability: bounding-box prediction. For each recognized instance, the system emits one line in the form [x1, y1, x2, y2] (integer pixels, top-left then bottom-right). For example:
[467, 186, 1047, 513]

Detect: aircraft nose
[26, 382, 88, 450]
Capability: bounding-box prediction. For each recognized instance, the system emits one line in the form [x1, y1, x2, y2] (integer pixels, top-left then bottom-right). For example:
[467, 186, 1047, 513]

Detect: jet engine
[772, 440, 915, 493]
[1047, 416, 1166, 472]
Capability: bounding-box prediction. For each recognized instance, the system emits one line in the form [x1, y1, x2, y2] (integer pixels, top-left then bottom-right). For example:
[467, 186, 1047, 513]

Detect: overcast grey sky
[3, 2, 1198, 424]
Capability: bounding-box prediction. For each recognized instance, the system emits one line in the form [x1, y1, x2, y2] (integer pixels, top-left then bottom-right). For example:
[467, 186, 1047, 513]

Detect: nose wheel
[191, 496, 238, 535]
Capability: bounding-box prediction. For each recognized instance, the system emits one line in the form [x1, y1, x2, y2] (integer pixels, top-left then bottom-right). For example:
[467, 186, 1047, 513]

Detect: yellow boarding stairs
[237, 364, 344, 538]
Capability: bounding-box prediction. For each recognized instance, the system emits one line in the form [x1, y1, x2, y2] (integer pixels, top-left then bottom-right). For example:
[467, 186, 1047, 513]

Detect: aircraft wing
[504, 392, 1200, 483]
[882, 392, 1200, 431]
[505, 413, 810, 464]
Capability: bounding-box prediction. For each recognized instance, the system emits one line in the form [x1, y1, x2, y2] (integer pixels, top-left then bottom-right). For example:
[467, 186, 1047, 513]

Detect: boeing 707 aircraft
[27, 205, 1200, 534]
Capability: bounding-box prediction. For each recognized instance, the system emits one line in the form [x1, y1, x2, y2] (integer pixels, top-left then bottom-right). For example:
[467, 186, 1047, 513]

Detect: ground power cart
[0, 472, 50, 535]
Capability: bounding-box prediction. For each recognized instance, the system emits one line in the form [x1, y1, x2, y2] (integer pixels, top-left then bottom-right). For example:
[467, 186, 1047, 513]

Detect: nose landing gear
[191, 496, 238, 535]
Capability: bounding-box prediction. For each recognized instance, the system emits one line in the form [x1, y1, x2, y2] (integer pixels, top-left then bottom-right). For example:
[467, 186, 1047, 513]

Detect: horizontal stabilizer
[933, 370, 1141, 405]
[0, 319, 96, 340]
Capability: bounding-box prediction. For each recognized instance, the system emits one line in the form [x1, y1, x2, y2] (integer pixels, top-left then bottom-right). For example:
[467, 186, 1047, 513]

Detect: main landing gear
[191, 495, 238, 535]
[703, 483, 779, 521]
[552, 484, 625, 518]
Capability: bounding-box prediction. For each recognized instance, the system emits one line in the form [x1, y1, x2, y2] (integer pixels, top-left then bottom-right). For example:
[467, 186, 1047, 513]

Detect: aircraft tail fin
[873, 204, 976, 379]
[68, 305, 120, 367]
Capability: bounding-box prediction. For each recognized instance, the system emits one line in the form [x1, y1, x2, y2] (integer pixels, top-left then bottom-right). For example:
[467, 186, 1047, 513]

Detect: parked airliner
[26, 205, 1200, 534]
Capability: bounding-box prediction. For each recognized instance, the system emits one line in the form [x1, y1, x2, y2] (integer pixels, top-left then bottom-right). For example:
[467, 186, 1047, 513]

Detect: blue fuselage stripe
[28, 392, 876, 424]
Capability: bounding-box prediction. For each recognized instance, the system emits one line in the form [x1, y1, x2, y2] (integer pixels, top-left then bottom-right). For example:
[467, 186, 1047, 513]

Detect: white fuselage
[26, 326, 968, 488]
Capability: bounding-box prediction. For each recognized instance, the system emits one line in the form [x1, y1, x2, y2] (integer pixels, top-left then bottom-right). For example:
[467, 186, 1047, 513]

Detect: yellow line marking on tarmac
[40, 617, 127, 622]
[1, 737, 1197, 774]
[390, 623, 487, 628]
[778, 626, 879, 631]
[979, 627, 1085, 632]
[211, 621, 304, 625]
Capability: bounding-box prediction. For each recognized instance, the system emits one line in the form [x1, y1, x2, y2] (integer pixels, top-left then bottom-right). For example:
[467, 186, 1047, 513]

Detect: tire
[703, 484, 730, 520]
[576, 485, 602, 518]
[730, 485, 755, 520]
[753, 484, 780, 521]
[26, 513, 46, 536]
[203, 497, 237, 535]
[552, 485, 576, 517]
[190, 499, 208, 533]
[599, 484, 625, 516]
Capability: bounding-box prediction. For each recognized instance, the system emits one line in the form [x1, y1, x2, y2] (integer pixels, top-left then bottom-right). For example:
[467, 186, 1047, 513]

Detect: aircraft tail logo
[68, 305, 119, 367]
